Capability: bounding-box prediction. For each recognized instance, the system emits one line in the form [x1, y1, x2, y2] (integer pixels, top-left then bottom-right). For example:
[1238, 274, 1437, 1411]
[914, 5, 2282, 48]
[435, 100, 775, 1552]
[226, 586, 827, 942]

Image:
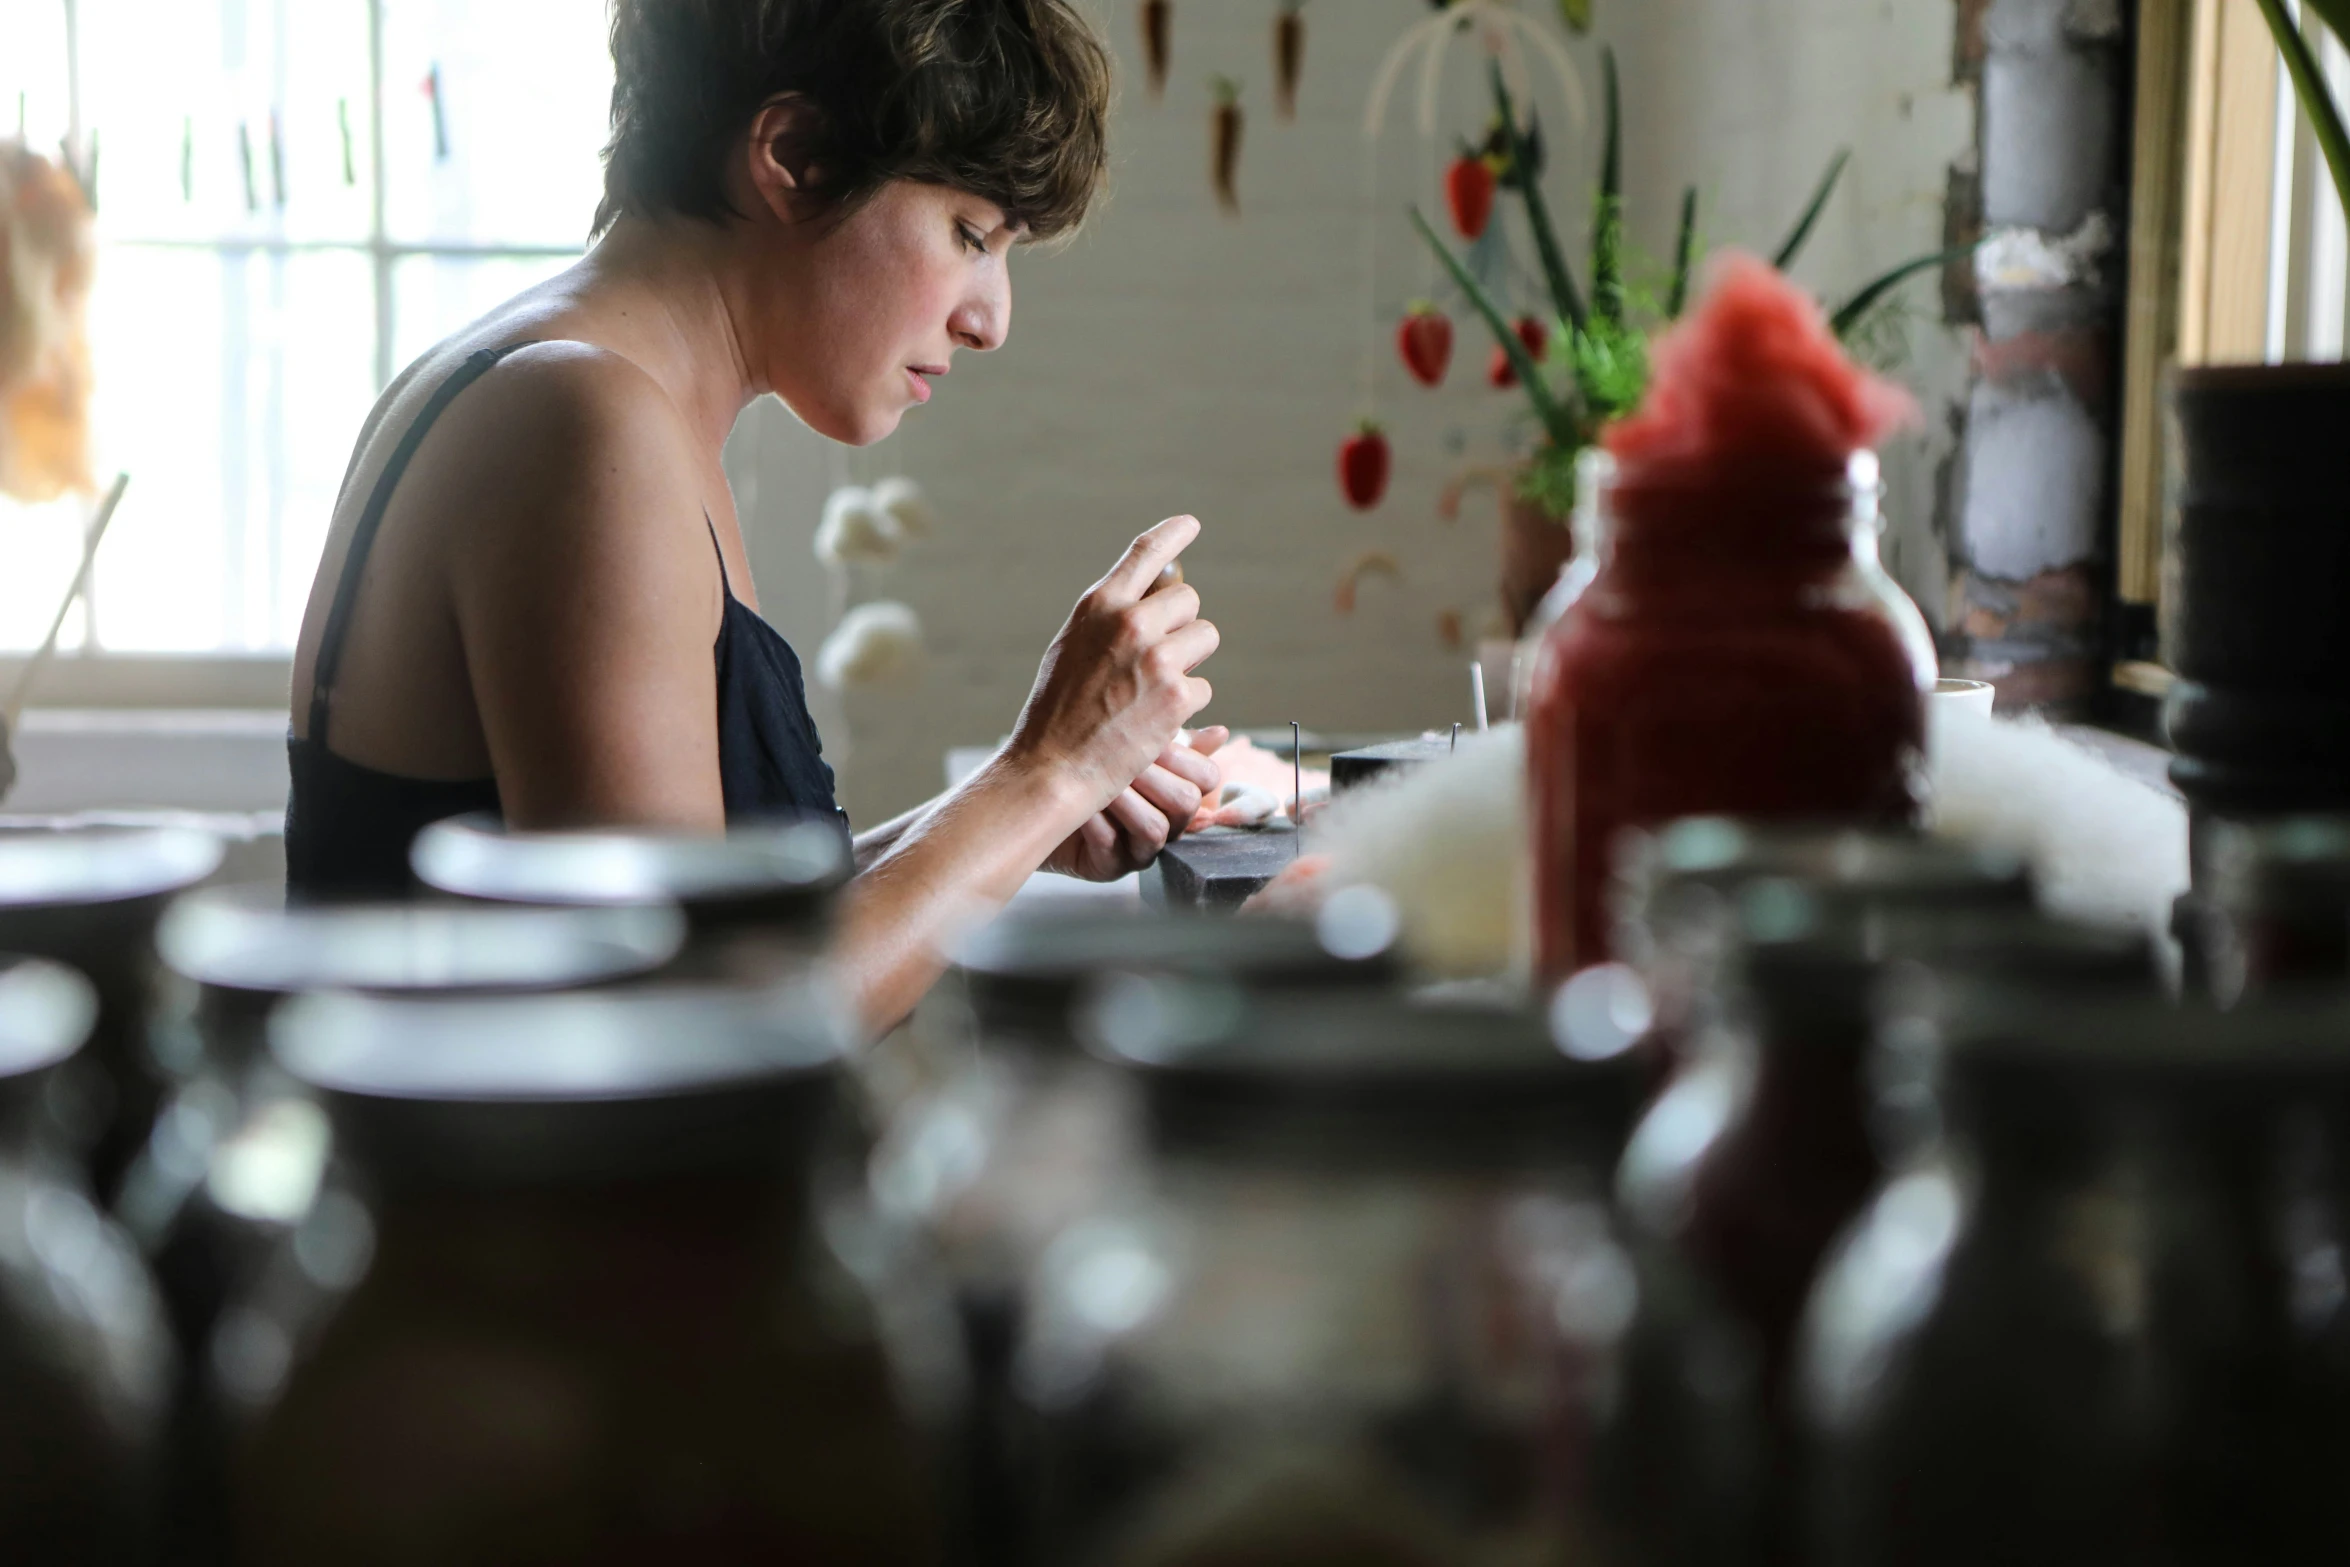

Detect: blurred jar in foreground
[870, 907, 1399, 1559]
[1800, 973, 2245, 1567]
[2197, 815, 2350, 1005]
[0, 956, 175, 1565]
[0, 827, 224, 1199]
[228, 984, 942, 1567]
[120, 891, 684, 1564]
[1619, 876, 2149, 1566]
[1617, 838, 2042, 1372]
[2125, 998, 2350, 1562]
[994, 979, 1757, 1567]
[410, 814, 847, 985]
[1609, 819, 2033, 1085]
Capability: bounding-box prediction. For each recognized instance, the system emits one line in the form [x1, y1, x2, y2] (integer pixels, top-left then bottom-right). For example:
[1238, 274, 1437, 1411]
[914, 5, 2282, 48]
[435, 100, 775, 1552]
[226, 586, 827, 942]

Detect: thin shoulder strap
[308, 342, 537, 745]
[705, 513, 732, 599]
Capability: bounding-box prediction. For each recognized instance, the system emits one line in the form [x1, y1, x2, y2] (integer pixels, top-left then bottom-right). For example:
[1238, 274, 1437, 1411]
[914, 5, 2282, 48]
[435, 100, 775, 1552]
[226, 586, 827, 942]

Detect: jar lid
[1629, 819, 2029, 907]
[270, 984, 854, 1187]
[274, 984, 849, 1103]
[411, 814, 847, 919]
[0, 826, 224, 909]
[2204, 816, 2350, 908]
[160, 885, 685, 997]
[0, 957, 97, 1082]
[954, 905, 1395, 1042]
[1079, 977, 1641, 1166]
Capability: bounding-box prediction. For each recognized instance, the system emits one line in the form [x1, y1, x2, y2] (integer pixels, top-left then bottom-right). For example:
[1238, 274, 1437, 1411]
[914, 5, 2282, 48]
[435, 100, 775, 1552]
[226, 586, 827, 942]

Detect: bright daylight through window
[0, 0, 612, 656]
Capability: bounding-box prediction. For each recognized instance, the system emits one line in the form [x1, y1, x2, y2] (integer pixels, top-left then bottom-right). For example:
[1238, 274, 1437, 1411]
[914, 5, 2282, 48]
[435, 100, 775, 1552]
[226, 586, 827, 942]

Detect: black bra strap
[308, 342, 537, 745]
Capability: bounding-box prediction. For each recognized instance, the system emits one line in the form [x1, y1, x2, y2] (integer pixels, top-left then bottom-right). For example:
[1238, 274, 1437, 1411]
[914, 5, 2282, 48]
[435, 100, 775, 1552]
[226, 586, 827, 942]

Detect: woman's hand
[1045, 727, 1228, 881]
[1006, 515, 1219, 821]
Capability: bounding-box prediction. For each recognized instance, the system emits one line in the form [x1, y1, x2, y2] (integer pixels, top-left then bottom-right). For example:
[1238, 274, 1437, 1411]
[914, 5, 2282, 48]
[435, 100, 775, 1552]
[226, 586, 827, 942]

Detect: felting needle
[1451, 722, 1459, 755]
[1291, 720, 1302, 860]
[1469, 660, 1490, 731]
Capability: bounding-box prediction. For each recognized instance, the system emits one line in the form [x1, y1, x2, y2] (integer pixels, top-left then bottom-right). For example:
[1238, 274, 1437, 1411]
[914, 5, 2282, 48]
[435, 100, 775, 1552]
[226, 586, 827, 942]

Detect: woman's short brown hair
[596, 0, 1111, 241]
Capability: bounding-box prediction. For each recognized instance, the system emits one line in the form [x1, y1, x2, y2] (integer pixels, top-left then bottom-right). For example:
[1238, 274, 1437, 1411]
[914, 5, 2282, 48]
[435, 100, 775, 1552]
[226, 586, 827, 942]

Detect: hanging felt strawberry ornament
[1444, 154, 1497, 241]
[1337, 422, 1391, 510]
[1486, 315, 1550, 388]
[1395, 303, 1452, 388]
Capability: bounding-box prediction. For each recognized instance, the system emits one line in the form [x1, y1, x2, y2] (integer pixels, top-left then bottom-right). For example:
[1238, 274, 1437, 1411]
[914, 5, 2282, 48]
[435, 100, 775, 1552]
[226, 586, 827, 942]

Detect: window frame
[13, 0, 590, 704]
[2117, 0, 2350, 704]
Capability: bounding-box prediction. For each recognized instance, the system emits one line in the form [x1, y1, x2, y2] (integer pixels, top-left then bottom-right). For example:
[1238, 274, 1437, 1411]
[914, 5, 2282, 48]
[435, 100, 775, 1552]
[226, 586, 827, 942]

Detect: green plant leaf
[1828, 246, 1972, 339]
[1592, 48, 1626, 325]
[2258, 0, 2350, 223]
[1667, 186, 1699, 318]
[1556, 0, 1594, 34]
[1411, 205, 1577, 444]
[1488, 60, 1588, 331]
[1772, 148, 1850, 272]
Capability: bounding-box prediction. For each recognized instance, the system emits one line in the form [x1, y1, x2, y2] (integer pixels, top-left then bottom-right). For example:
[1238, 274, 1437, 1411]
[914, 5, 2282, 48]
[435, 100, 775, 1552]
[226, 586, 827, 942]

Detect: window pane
[0, 3, 72, 156]
[81, 0, 375, 246]
[80, 246, 376, 652]
[382, 0, 612, 248]
[391, 252, 577, 373]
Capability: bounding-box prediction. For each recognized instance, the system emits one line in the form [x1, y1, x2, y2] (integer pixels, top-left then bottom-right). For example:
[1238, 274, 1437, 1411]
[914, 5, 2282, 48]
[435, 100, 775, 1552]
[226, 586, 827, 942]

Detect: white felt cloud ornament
[817, 601, 925, 690]
[815, 485, 901, 568]
[869, 475, 938, 539]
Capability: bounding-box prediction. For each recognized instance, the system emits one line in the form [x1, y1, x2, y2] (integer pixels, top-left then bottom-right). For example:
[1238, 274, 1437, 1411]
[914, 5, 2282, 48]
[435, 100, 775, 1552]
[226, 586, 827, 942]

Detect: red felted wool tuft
[1604, 250, 1915, 484]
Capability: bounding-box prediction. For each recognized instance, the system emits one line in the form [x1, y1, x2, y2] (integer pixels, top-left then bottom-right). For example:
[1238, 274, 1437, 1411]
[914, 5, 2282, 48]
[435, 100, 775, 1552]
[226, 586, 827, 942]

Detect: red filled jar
[1527, 449, 1935, 979]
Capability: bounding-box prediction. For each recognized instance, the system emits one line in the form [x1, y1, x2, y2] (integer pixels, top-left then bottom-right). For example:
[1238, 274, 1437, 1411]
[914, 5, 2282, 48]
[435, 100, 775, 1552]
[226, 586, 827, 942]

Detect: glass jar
[410, 814, 848, 984]
[118, 891, 687, 1561]
[1799, 980, 2268, 1566]
[0, 826, 225, 1199]
[988, 980, 1759, 1567]
[1609, 818, 2033, 1085]
[1525, 452, 1935, 979]
[1620, 879, 2152, 1566]
[867, 907, 1400, 1558]
[226, 984, 944, 1565]
[2197, 815, 2350, 1004]
[0, 955, 175, 1563]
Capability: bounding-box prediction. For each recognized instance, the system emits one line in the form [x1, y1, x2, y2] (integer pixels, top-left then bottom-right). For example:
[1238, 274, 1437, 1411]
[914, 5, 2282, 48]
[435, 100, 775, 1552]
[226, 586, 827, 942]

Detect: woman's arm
[854, 725, 1227, 876]
[835, 516, 1217, 1034]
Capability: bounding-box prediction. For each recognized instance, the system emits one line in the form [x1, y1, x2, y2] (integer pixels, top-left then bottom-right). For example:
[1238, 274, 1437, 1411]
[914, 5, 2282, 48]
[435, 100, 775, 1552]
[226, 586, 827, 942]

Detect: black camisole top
[284, 341, 849, 899]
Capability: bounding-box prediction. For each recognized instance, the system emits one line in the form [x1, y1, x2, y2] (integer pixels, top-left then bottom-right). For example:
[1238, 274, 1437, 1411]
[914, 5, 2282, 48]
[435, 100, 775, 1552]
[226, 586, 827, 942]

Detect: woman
[286, 0, 1220, 1033]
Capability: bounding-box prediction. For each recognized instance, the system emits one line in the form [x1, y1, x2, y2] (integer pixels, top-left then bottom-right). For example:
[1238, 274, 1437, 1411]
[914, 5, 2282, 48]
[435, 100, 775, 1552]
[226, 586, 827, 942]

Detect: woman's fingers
[1154, 741, 1221, 798]
[1105, 786, 1172, 862]
[1187, 725, 1231, 757]
[1155, 617, 1221, 675]
[1127, 582, 1201, 639]
[1097, 516, 1201, 607]
[1132, 762, 1204, 841]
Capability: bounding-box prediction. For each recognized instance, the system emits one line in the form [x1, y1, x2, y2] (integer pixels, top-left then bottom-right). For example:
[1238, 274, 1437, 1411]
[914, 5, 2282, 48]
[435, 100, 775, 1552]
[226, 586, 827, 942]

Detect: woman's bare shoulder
[426, 339, 718, 630]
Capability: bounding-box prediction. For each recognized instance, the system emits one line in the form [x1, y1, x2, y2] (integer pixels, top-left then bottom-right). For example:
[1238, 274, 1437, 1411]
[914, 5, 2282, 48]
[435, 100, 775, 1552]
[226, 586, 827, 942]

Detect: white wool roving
[817, 601, 924, 689]
[1301, 710, 2189, 979]
[1924, 703, 2186, 940]
[1307, 728, 1527, 979]
[815, 485, 901, 568]
[870, 475, 938, 539]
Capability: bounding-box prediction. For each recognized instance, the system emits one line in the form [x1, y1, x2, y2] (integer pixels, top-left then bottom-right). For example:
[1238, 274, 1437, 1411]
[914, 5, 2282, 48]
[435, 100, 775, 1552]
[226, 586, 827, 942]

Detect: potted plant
[2163, 0, 2350, 826]
[1410, 53, 1960, 633]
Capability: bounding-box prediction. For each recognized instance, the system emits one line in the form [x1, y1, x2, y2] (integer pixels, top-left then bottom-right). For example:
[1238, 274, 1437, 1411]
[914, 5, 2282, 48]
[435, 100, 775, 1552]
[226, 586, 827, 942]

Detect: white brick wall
[726, 0, 1972, 826]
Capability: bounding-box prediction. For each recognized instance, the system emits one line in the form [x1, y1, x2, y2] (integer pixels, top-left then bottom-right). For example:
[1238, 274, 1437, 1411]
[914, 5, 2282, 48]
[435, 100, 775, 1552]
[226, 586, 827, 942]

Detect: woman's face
[762, 179, 1015, 446]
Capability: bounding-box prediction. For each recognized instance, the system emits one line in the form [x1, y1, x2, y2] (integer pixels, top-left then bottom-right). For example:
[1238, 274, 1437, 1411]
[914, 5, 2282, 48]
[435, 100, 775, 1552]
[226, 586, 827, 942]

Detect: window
[0, 0, 614, 661]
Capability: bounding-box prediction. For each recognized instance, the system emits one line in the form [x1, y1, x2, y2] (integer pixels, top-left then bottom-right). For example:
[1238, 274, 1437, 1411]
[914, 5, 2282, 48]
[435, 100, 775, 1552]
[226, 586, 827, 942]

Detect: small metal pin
[1451, 722, 1459, 754]
[1291, 720, 1302, 859]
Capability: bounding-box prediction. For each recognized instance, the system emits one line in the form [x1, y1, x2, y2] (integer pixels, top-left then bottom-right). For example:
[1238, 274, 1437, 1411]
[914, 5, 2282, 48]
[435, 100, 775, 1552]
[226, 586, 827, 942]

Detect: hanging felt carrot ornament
[1141, 0, 1171, 99]
[1210, 77, 1243, 213]
[1274, 2, 1306, 121]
